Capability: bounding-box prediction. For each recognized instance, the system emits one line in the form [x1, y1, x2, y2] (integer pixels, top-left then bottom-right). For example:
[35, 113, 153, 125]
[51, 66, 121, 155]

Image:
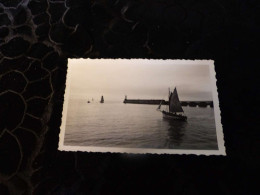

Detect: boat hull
[162, 111, 187, 121]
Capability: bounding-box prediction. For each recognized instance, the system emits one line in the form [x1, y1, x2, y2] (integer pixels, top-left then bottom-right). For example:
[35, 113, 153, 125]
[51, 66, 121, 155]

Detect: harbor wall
[123, 99, 168, 105]
[123, 99, 213, 107]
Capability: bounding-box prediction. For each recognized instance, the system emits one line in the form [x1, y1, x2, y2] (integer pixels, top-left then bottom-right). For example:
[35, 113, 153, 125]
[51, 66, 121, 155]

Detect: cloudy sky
[68, 59, 213, 101]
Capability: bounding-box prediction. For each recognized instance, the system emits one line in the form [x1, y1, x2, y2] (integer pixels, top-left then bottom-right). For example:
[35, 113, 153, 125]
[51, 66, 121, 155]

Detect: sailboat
[157, 87, 187, 121]
[100, 95, 104, 103]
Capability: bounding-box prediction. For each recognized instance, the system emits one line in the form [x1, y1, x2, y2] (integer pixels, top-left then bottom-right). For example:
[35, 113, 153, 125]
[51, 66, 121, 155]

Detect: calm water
[64, 99, 218, 150]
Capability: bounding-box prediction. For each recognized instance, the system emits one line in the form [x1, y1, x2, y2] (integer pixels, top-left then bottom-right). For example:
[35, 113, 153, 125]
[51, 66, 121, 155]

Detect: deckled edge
[58, 59, 226, 156]
[58, 59, 72, 151]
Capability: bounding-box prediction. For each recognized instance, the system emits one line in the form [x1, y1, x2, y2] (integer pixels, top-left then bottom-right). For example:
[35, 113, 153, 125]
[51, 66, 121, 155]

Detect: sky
[68, 59, 213, 101]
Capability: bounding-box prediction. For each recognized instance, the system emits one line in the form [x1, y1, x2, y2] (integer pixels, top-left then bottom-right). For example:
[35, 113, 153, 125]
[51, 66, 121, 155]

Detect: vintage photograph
[59, 59, 225, 155]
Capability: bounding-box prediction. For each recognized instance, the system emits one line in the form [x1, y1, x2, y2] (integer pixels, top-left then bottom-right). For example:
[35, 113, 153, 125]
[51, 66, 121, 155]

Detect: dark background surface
[0, 0, 259, 194]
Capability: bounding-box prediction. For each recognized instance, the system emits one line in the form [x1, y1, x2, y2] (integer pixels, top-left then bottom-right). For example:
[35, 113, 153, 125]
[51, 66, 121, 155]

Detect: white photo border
[58, 59, 226, 156]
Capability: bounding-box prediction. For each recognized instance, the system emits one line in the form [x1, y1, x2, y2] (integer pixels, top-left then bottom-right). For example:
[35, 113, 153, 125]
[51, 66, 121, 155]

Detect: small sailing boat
[157, 87, 187, 121]
[100, 95, 104, 103]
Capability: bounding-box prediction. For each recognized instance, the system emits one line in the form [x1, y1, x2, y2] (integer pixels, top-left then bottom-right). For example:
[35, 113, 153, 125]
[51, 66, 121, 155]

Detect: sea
[64, 99, 218, 150]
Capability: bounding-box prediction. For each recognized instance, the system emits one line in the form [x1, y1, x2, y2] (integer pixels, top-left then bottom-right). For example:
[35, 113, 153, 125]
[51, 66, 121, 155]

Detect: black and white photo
[59, 59, 225, 155]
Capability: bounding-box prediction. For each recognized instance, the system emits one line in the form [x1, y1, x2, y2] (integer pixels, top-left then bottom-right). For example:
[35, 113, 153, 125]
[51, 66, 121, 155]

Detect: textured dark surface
[0, 0, 259, 194]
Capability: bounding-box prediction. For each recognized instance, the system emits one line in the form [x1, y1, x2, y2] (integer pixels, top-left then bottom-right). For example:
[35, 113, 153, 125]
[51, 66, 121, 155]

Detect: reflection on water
[64, 100, 218, 150]
[164, 119, 187, 148]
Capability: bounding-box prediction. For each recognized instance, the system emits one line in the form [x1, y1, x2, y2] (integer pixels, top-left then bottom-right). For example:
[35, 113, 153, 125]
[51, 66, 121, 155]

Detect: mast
[168, 88, 171, 112]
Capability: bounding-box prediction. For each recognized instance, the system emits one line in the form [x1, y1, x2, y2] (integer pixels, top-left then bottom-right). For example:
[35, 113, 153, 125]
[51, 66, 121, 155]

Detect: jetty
[123, 96, 213, 107]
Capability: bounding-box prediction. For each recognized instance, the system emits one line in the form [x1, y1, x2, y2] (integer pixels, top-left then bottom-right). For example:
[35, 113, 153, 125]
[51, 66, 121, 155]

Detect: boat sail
[100, 95, 104, 103]
[157, 87, 187, 121]
[157, 100, 163, 110]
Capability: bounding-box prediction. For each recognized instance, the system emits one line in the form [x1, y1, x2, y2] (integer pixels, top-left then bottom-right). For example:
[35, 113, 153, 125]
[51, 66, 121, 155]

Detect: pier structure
[180, 101, 213, 107]
[123, 97, 213, 107]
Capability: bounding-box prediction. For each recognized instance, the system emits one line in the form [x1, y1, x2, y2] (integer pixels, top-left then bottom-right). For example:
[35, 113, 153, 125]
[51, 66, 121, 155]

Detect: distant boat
[100, 95, 104, 103]
[157, 87, 187, 121]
